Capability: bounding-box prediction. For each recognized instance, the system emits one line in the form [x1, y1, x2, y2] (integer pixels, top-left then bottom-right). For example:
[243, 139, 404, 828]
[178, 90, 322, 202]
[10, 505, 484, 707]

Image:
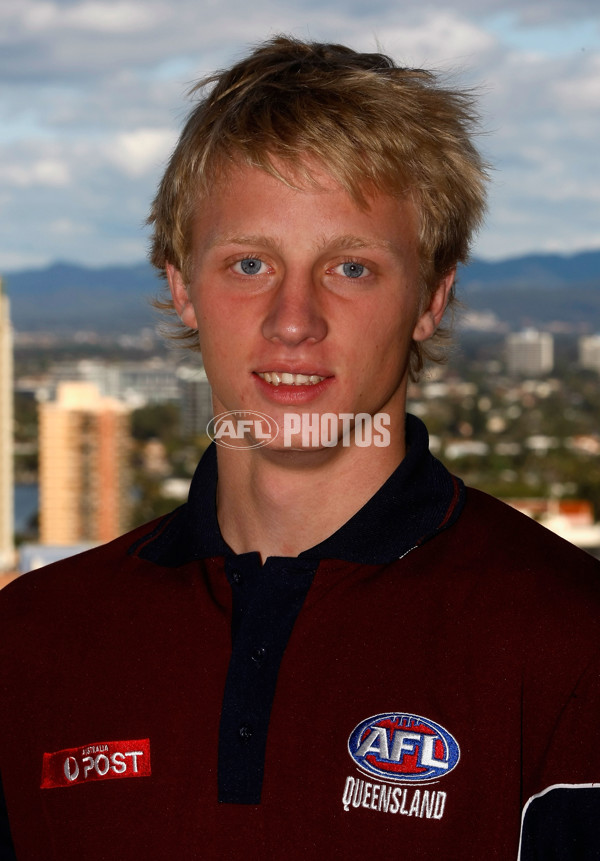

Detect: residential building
[49, 357, 181, 406]
[579, 334, 600, 374]
[506, 329, 554, 376]
[178, 365, 213, 436]
[38, 382, 131, 545]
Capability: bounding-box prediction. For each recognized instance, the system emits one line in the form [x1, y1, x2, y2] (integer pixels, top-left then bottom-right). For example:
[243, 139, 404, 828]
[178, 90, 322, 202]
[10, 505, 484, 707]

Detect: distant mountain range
[458, 249, 600, 291]
[3, 262, 161, 334]
[3, 250, 600, 334]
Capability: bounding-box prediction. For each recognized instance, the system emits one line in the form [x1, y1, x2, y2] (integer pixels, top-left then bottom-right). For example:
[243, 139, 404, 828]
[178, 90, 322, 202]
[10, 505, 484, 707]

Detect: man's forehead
[190, 161, 419, 256]
[205, 153, 412, 209]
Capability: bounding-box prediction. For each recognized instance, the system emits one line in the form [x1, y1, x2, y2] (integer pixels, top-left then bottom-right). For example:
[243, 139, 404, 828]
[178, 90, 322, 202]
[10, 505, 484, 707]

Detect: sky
[1, 0, 599, 272]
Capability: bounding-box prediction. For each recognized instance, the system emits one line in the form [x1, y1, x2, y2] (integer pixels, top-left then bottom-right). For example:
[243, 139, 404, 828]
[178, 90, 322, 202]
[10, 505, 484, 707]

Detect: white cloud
[375, 11, 497, 67]
[48, 217, 92, 236]
[553, 55, 600, 109]
[20, 0, 164, 34]
[0, 155, 70, 188]
[22, 2, 57, 31]
[62, 1, 163, 33]
[106, 128, 178, 177]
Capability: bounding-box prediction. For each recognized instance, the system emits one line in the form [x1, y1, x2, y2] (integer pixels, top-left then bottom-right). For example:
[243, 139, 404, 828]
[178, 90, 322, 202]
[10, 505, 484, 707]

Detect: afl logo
[348, 713, 460, 783]
[206, 410, 279, 449]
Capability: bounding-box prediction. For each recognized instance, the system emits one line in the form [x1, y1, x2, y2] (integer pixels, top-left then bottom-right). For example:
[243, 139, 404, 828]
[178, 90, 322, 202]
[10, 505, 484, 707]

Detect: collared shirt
[133, 413, 464, 566]
[132, 414, 464, 803]
[1, 415, 599, 860]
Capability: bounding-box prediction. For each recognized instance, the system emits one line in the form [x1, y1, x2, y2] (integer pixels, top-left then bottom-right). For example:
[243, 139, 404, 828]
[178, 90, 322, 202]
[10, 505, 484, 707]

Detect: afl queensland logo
[348, 713, 460, 783]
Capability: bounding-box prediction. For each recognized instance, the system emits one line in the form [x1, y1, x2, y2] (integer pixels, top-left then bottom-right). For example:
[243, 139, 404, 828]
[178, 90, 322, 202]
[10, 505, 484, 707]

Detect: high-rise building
[0, 278, 15, 570]
[39, 382, 131, 546]
[579, 334, 600, 374]
[178, 365, 213, 436]
[505, 329, 554, 377]
[50, 357, 182, 405]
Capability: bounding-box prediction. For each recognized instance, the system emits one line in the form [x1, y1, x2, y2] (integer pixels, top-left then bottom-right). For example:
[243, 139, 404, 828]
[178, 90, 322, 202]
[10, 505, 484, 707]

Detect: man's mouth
[257, 371, 326, 387]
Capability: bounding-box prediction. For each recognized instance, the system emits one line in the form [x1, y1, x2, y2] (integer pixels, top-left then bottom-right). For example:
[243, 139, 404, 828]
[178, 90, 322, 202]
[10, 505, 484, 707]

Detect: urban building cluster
[1, 279, 600, 583]
[504, 328, 600, 377]
[3, 325, 214, 579]
[408, 334, 600, 554]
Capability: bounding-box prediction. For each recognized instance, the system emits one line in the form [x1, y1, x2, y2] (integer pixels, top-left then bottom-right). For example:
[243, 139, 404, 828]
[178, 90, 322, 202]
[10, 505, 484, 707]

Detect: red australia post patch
[41, 738, 151, 789]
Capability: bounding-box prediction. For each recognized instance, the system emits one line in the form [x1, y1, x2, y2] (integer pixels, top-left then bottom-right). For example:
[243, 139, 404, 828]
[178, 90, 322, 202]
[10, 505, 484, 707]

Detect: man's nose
[261, 273, 328, 346]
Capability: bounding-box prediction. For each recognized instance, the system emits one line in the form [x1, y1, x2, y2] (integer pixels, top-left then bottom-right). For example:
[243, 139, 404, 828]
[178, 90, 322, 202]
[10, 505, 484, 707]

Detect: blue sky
[1, 0, 599, 271]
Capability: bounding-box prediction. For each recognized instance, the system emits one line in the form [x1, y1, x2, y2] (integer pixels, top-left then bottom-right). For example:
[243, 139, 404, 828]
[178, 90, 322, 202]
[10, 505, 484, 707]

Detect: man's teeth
[258, 372, 325, 386]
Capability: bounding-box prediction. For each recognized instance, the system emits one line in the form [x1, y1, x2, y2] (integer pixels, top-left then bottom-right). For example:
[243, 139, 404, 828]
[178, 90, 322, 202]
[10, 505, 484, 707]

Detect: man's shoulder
[448, 486, 600, 600]
[462, 486, 599, 559]
[0, 509, 183, 619]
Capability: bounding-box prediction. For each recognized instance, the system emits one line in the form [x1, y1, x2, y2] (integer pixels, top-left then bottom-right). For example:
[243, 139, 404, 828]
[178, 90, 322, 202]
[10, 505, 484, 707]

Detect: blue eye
[333, 261, 369, 278]
[235, 258, 263, 275]
[342, 262, 365, 278]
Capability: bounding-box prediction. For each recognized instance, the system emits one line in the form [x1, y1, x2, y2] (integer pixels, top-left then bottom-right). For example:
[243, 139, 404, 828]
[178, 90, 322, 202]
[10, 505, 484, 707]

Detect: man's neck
[215, 433, 406, 561]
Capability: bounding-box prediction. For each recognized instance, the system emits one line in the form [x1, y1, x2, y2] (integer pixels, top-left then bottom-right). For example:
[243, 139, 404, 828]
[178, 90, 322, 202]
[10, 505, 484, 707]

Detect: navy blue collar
[131, 414, 465, 567]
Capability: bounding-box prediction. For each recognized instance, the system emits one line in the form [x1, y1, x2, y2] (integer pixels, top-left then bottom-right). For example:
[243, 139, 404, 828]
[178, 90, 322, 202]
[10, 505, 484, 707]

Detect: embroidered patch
[41, 738, 151, 789]
[348, 713, 459, 783]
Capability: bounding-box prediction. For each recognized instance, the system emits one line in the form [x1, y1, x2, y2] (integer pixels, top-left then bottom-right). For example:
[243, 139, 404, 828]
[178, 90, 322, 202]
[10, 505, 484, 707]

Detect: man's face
[168, 162, 451, 451]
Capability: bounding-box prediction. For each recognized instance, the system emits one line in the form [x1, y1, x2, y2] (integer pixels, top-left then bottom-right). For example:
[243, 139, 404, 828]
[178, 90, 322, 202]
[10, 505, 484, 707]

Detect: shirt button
[230, 569, 242, 584]
[251, 646, 266, 666]
[239, 725, 253, 741]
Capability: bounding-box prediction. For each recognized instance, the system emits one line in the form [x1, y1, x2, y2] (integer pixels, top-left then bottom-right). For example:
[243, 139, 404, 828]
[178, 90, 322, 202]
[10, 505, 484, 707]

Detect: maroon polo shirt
[1, 416, 600, 859]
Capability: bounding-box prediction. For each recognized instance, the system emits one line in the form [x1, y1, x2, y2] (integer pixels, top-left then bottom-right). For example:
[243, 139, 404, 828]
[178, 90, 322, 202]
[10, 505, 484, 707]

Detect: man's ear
[166, 263, 198, 329]
[412, 267, 456, 343]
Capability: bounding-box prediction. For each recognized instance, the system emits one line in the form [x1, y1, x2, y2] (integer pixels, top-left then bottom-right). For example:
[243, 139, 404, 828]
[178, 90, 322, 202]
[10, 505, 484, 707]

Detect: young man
[1, 37, 599, 860]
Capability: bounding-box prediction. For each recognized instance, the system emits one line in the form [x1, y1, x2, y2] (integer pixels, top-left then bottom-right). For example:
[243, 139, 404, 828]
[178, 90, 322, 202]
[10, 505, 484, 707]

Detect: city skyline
[1, 1, 600, 273]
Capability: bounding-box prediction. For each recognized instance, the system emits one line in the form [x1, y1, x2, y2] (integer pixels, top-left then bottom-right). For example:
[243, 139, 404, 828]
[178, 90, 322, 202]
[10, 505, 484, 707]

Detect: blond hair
[149, 36, 488, 373]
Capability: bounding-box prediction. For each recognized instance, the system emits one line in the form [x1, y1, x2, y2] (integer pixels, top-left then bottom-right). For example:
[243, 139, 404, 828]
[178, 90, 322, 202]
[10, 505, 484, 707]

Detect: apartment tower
[0, 278, 14, 569]
[506, 329, 554, 377]
[39, 382, 131, 545]
[579, 334, 600, 374]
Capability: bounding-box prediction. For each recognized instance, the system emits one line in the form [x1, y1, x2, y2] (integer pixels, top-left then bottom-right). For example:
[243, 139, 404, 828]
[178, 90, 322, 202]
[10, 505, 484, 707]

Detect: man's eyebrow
[322, 234, 395, 253]
[210, 234, 396, 253]
[211, 235, 272, 248]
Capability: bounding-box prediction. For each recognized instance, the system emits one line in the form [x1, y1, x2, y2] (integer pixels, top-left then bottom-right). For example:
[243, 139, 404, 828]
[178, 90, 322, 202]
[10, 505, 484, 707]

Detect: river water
[14, 484, 38, 533]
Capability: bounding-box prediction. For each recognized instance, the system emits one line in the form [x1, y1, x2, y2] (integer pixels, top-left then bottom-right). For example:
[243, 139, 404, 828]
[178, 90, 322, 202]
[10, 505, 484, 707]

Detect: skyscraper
[579, 334, 600, 374]
[0, 278, 14, 570]
[505, 329, 554, 377]
[39, 382, 131, 546]
[177, 365, 213, 436]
